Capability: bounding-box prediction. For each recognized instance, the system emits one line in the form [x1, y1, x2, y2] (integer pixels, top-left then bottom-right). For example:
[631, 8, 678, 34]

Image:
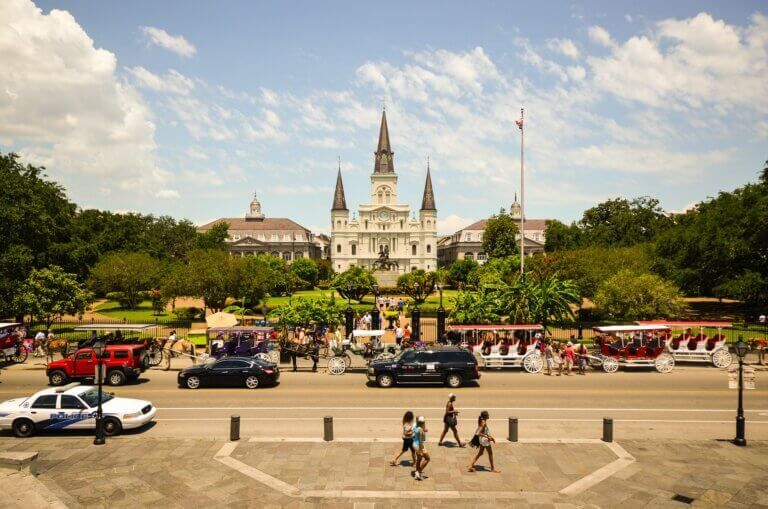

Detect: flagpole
[519, 107, 525, 276]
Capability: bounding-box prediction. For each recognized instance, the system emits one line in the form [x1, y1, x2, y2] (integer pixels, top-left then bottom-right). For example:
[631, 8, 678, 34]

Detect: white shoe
[414, 472, 422, 481]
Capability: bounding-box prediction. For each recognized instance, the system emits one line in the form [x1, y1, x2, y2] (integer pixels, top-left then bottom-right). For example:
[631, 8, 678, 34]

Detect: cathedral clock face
[378, 210, 390, 221]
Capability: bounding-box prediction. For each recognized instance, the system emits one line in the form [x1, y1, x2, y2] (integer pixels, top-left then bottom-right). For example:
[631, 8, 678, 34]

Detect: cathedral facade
[331, 110, 438, 278]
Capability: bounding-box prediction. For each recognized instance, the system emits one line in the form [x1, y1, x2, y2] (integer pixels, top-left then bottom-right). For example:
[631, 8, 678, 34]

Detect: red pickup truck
[47, 344, 149, 386]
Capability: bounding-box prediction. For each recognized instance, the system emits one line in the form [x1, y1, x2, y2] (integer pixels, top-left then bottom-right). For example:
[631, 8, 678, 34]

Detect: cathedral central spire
[373, 110, 394, 174]
[331, 165, 348, 211]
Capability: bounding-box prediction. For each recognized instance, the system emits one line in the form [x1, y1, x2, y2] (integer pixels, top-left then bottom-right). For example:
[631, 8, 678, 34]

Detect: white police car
[0, 383, 156, 437]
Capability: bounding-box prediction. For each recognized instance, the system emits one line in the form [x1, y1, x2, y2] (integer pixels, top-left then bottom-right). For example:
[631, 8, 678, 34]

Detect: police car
[0, 383, 156, 437]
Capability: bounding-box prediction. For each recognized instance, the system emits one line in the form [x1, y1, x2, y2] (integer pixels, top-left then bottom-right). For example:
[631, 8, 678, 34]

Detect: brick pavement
[0, 436, 766, 507]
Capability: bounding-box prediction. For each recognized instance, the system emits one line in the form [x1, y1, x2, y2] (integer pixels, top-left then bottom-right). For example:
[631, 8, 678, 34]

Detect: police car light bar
[54, 382, 81, 393]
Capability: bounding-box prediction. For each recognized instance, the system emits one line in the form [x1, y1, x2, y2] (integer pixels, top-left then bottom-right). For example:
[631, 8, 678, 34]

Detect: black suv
[367, 346, 479, 388]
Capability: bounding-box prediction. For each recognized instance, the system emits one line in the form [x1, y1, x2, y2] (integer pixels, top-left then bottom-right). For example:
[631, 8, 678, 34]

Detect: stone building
[437, 195, 547, 266]
[197, 193, 321, 260]
[331, 110, 438, 283]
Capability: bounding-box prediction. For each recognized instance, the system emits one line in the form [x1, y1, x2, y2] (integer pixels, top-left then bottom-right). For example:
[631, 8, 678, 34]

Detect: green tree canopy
[88, 252, 162, 309]
[196, 222, 230, 250]
[332, 267, 376, 302]
[14, 266, 93, 328]
[397, 269, 437, 305]
[481, 211, 519, 259]
[184, 249, 238, 313]
[290, 257, 320, 288]
[594, 270, 684, 320]
[543, 219, 583, 252]
[269, 296, 343, 330]
[448, 259, 479, 287]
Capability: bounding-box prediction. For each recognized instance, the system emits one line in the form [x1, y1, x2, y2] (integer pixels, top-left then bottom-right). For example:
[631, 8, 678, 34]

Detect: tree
[313, 258, 334, 282]
[397, 270, 437, 305]
[290, 258, 320, 288]
[449, 290, 500, 324]
[196, 222, 230, 250]
[184, 249, 238, 313]
[149, 288, 168, 316]
[0, 153, 76, 318]
[236, 256, 278, 307]
[714, 271, 768, 309]
[594, 270, 684, 320]
[448, 259, 478, 286]
[160, 262, 192, 312]
[482, 212, 519, 259]
[269, 296, 344, 330]
[525, 275, 581, 327]
[332, 267, 376, 302]
[14, 266, 92, 329]
[579, 197, 667, 247]
[544, 220, 583, 252]
[89, 252, 162, 309]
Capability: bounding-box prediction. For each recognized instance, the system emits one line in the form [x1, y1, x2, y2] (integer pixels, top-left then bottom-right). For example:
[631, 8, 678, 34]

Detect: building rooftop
[198, 217, 311, 232]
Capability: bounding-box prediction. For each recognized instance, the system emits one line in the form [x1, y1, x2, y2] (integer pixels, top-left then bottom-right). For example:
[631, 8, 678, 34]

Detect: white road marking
[155, 417, 768, 424]
[156, 406, 768, 412]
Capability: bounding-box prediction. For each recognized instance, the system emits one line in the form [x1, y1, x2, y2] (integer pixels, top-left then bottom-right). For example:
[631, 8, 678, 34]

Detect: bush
[316, 280, 332, 290]
[173, 307, 203, 320]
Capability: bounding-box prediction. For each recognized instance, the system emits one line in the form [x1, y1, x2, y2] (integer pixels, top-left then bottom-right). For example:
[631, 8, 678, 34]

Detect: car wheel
[48, 370, 68, 386]
[445, 373, 463, 388]
[245, 375, 260, 389]
[12, 418, 35, 438]
[107, 370, 127, 386]
[186, 375, 201, 389]
[102, 417, 122, 437]
[377, 373, 394, 388]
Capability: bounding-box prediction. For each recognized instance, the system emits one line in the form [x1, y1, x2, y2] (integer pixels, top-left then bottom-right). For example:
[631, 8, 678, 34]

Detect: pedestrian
[395, 324, 404, 347]
[412, 416, 430, 481]
[553, 342, 563, 376]
[467, 410, 500, 473]
[34, 330, 46, 357]
[438, 393, 465, 447]
[564, 342, 575, 376]
[577, 342, 588, 375]
[390, 411, 416, 466]
[398, 298, 404, 314]
[543, 339, 554, 376]
[404, 324, 412, 342]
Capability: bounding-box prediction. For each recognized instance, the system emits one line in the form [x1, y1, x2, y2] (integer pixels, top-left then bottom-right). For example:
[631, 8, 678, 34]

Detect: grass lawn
[94, 300, 170, 322]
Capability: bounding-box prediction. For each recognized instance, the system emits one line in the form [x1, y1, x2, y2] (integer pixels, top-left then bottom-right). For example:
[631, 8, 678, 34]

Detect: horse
[44, 338, 69, 362]
[161, 337, 197, 370]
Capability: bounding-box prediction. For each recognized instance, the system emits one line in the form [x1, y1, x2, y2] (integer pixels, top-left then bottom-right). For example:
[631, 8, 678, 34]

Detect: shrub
[173, 307, 202, 320]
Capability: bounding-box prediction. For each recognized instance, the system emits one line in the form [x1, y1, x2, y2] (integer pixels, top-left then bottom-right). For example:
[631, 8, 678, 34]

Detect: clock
[378, 210, 390, 221]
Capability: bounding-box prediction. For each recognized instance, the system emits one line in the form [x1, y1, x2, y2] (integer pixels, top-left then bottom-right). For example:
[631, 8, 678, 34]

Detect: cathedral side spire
[420, 160, 436, 211]
[373, 109, 394, 173]
[331, 164, 348, 211]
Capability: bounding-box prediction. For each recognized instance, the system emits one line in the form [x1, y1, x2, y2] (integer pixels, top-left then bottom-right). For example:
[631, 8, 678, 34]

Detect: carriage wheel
[523, 353, 543, 373]
[327, 356, 346, 375]
[602, 357, 619, 373]
[269, 350, 280, 364]
[255, 353, 271, 363]
[654, 353, 675, 374]
[11, 347, 28, 364]
[342, 354, 352, 369]
[147, 348, 163, 367]
[711, 348, 732, 368]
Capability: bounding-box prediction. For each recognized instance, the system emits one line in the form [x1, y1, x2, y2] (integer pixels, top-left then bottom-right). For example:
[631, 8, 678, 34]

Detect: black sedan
[178, 357, 279, 389]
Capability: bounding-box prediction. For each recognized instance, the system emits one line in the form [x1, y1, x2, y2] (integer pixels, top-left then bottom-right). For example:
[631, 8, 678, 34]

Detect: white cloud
[140, 26, 196, 57]
[437, 214, 474, 235]
[588, 26, 615, 48]
[126, 66, 194, 95]
[186, 147, 209, 160]
[168, 97, 235, 140]
[0, 0, 166, 194]
[155, 189, 179, 198]
[242, 109, 287, 142]
[546, 38, 580, 59]
[273, 185, 332, 194]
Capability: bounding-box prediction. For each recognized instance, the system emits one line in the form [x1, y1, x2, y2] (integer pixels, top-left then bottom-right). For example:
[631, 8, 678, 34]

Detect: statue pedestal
[374, 271, 400, 288]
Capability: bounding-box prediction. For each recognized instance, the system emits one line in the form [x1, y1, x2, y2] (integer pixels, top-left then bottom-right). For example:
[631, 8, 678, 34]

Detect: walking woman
[438, 394, 465, 447]
[468, 411, 500, 473]
[390, 411, 416, 466]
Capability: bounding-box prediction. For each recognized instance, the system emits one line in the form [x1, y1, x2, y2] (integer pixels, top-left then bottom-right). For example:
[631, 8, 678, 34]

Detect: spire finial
[382, 96, 386, 112]
[338, 155, 341, 171]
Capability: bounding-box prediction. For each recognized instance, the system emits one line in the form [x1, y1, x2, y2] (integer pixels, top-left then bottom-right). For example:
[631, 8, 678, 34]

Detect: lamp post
[734, 336, 749, 446]
[371, 283, 380, 330]
[411, 282, 421, 342]
[92, 339, 106, 446]
[345, 284, 354, 338]
[436, 283, 446, 342]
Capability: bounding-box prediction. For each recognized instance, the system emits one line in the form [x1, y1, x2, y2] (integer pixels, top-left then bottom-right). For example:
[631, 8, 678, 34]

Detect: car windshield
[202, 358, 217, 368]
[78, 388, 114, 408]
[393, 350, 415, 362]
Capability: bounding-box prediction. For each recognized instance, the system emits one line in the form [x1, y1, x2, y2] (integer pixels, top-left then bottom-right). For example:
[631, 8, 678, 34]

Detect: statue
[373, 244, 398, 271]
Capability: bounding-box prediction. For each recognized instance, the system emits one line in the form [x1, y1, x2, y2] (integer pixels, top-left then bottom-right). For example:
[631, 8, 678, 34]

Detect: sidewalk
[0, 436, 765, 507]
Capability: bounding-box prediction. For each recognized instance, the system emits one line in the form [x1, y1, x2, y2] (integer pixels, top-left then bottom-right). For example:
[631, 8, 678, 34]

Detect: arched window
[465, 252, 474, 261]
[377, 191, 383, 204]
[385, 191, 391, 204]
[365, 220, 368, 229]
[336, 220, 341, 228]
[336, 244, 341, 253]
[427, 245, 431, 254]
[412, 244, 417, 256]
[351, 244, 357, 255]
[282, 252, 292, 261]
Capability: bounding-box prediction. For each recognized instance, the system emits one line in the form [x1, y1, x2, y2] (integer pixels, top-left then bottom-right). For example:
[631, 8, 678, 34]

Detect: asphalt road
[1, 357, 767, 441]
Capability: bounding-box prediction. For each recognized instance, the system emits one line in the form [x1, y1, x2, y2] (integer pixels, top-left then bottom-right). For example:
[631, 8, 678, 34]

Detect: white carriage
[636, 321, 733, 368]
[452, 324, 544, 373]
[592, 325, 675, 373]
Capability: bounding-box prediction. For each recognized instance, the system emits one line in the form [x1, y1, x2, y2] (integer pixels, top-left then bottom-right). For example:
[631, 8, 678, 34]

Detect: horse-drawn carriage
[591, 325, 675, 373]
[72, 324, 161, 365]
[0, 323, 28, 364]
[636, 321, 733, 368]
[452, 324, 544, 373]
[208, 326, 279, 364]
[332, 330, 397, 369]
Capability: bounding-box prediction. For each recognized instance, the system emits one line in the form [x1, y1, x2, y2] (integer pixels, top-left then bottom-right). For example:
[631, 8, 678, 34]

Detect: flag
[515, 118, 523, 130]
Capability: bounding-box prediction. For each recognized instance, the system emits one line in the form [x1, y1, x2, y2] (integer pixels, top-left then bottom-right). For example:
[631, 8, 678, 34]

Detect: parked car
[367, 346, 480, 388]
[0, 383, 156, 438]
[178, 357, 279, 389]
[46, 344, 149, 387]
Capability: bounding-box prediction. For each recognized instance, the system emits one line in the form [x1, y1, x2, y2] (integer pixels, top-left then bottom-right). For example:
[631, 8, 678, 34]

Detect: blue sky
[1, 0, 766, 234]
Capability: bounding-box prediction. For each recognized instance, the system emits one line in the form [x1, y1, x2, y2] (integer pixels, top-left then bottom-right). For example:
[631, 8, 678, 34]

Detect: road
[1, 357, 767, 441]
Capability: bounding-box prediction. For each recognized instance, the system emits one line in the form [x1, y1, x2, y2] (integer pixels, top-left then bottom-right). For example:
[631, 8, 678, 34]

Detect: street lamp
[436, 283, 446, 342]
[411, 282, 421, 343]
[371, 283, 380, 330]
[734, 336, 749, 446]
[92, 339, 106, 446]
[345, 284, 354, 338]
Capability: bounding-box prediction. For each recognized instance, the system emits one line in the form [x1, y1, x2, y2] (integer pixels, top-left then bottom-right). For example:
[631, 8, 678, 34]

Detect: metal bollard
[230, 415, 240, 441]
[508, 417, 518, 442]
[602, 417, 613, 443]
[324, 416, 333, 442]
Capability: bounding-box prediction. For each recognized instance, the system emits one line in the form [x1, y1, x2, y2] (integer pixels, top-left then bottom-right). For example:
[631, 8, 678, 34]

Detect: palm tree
[527, 275, 581, 329]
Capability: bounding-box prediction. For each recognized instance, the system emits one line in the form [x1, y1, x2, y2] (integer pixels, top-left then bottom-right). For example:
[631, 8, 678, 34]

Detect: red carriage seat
[706, 334, 722, 351]
[499, 341, 510, 356]
[688, 334, 705, 350]
[671, 333, 686, 350]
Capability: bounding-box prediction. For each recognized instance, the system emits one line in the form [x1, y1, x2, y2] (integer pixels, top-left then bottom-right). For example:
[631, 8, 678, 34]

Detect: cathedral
[331, 110, 438, 282]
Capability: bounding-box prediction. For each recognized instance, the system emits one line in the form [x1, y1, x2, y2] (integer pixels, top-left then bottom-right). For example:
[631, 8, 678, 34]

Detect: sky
[1, 0, 766, 235]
